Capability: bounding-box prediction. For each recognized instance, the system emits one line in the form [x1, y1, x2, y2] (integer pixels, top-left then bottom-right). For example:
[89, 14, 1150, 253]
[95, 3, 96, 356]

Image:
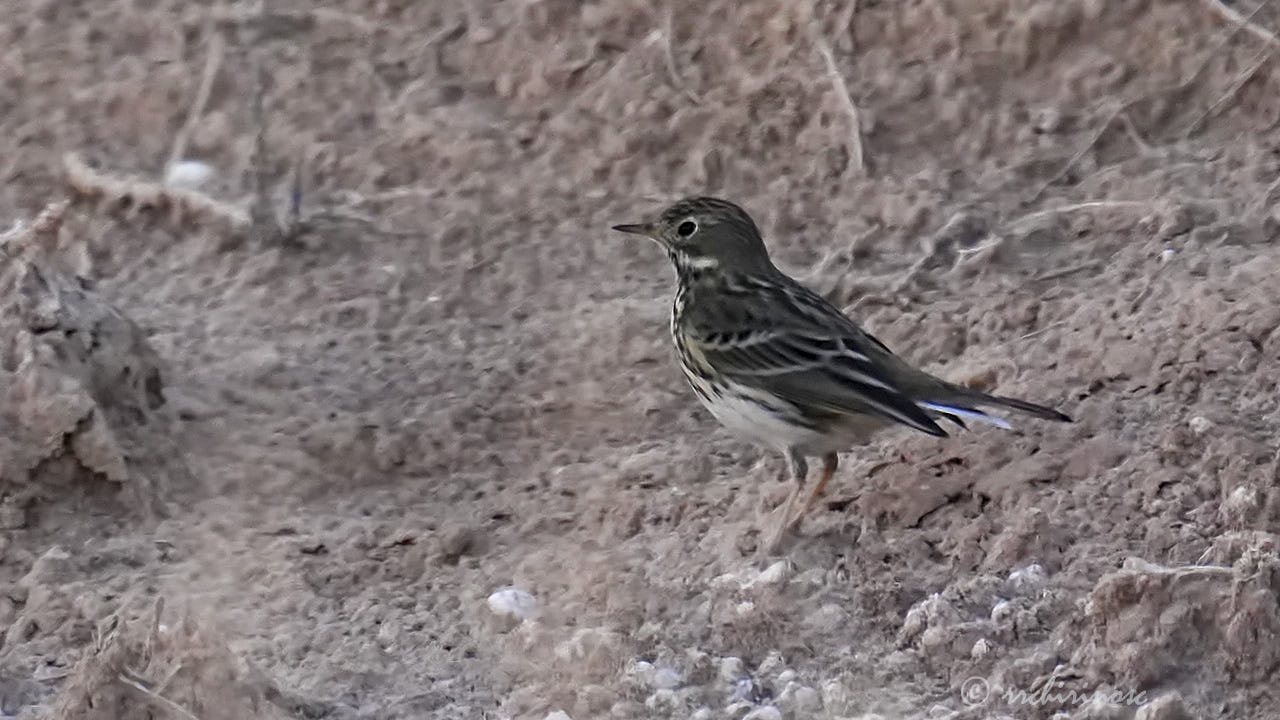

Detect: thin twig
[1026, 109, 1121, 203]
[662, 5, 701, 104]
[1182, 43, 1277, 137]
[118, 674, 202, 720]
[166, 29, 224, 176]
[1028, 1, 1271, 204]
[1031, 261, 1101, 283]
[1203, 0, 1280, 47]
[1118, 113, 1156, 155]
[248, 47, 284, 243]
[809, 2, 866, 176]
[63, 152, 251, 227]
[1020, 320, 1068, 340]
[1251, 172, 1280, 213]
[1005, 200, 1153, 231]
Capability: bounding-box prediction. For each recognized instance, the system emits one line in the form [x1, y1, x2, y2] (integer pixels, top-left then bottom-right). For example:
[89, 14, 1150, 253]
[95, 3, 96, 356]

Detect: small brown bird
[613, 196, 1071, 547]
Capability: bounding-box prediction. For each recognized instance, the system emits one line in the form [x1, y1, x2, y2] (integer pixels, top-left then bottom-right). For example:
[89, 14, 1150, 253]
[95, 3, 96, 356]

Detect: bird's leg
[788, 452, 838, 530]
[765, 450, 807, 551]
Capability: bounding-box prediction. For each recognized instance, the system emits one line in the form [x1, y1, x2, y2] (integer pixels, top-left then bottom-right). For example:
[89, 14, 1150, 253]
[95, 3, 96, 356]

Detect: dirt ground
[2, 0, 1280, 718]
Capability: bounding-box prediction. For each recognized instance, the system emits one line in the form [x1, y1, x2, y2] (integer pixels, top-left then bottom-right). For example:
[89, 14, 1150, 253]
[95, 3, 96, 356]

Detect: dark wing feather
[682, 274, 948, 437]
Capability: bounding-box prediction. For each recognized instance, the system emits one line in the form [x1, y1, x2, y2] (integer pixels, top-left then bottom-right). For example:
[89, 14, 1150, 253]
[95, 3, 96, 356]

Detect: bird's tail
[916, 386, 1072, 431]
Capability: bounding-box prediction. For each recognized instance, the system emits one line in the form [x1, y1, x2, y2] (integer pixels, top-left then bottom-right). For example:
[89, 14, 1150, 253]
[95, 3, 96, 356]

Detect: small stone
[971, 638, 993, 659]
[486, 587, 536, 620]
[729, 678, 756, 702]
[792, 685, 821, 713]
[928, 703, 958, 718]
[625, 660, 655, 687]
[900, 604, 928, 640]
[1134, 693, 1193, 720]
[644, 689, 681, 714]
[821, 679, 853, 715]
[690, 710, 713, 720]
[1008, 563, 1048, 594]
[375, 618, 400, 646]
[609, 700, 644, 718]
[725, 701, 755, 719]
[1156, 205, 1194, 240]
[777, 681, 822, 713]
[685, 649, 715, 684]
[1188, 416, 1214, 435]
[742, 706, 782, 720]
[165, 159, 216, 189]
[775, 669, 797, 686]
[719, 656, 746, 683]
[804, 603, 848, 634]
[750, 560, 792, 587]
[991, 599, 1015, 624]
[756, 651, 785, 678]
[1031, 107, 1063, 133]
[545, 712, 572, 720]
[920, 625, 953, 652]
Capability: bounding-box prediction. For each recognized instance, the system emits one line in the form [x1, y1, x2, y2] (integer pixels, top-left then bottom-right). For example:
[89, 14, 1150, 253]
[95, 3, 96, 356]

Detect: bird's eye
[677, 220, 697, 237]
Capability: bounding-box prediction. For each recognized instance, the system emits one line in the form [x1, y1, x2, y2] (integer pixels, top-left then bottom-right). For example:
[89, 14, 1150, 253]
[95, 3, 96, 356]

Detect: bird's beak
[611, 222, 654, 237]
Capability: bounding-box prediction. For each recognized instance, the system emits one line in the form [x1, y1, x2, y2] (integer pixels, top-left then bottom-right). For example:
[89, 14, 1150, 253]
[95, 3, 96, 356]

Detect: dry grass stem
[1203, 0, 1280, 48]
[662, 5, 701, 104]
[165, 29, 224, 177]
[809, 3, 866, 176]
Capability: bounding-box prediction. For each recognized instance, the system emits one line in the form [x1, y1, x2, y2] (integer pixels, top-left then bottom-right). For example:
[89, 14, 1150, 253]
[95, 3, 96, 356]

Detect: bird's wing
[682, 275, 949, 437]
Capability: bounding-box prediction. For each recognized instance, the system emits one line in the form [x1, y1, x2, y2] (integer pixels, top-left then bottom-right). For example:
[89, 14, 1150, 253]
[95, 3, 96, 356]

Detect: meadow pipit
[613, 197, 1072, 548]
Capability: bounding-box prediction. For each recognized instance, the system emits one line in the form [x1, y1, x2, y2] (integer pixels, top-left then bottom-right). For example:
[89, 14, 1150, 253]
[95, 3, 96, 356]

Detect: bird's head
[612, 196, 776, 275]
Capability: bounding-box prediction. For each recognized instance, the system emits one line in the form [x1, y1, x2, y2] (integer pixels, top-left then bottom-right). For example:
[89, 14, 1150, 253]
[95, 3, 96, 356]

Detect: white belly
[689, 377, 834, 455]
[686, 368, 883, 457]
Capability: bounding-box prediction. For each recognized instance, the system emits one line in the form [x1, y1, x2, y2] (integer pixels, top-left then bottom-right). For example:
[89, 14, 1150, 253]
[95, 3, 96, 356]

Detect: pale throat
[669, 250, 720, 273]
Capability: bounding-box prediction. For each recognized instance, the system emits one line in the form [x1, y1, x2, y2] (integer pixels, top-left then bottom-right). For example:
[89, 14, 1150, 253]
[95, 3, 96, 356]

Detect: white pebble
[749, 560, 792, 587]
[775, 669, 797, 686]
[164, 160, 216, 189]
[756, 650, 785, 678]
[743, 706, 783, 720]
[545, 712, 572, 720]
[900, 604, 928, 639]
[972, 638, 993, 659]
[719, 656, 746, 683]
[690, 709, 713, 720]
[487, 587, 536, 620]
[991, 599, 1015, 624]
[729, 678, 756, 702]
[626, 659, 655, 685]
[376, 618, 400, 646]
[725, 701, 755, 718]
[1008, 563, 1048, 594]
[1188, 416, 1214, 435]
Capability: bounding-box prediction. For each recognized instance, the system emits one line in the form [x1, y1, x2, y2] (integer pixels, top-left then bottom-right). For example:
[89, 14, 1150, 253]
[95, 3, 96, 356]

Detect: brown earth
[2, 0, 1280, 718]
